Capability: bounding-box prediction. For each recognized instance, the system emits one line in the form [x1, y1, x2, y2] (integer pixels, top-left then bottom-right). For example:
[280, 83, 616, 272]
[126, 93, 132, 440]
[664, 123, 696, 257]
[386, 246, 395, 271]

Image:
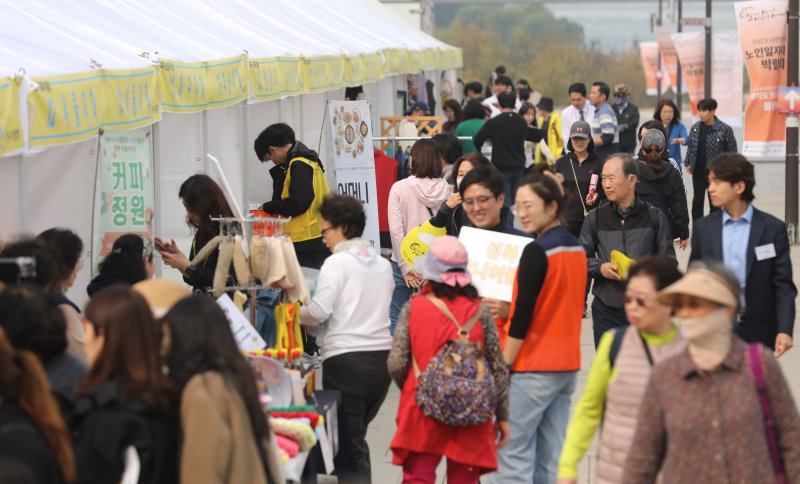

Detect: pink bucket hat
[413, 236, 472, 287]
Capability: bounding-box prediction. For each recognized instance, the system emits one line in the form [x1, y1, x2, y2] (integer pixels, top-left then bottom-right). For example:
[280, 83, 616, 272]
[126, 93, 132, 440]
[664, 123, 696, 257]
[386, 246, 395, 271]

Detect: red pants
[402, 452, 481, 484]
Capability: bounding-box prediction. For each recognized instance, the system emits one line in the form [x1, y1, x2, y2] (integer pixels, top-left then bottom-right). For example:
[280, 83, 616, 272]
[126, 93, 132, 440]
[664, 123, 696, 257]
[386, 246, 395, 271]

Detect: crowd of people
[1, 66, 799, 484]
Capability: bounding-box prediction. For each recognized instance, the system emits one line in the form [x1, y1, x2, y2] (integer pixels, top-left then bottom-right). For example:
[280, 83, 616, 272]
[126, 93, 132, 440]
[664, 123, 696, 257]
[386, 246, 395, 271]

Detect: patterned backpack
[413, 295, 496, 426]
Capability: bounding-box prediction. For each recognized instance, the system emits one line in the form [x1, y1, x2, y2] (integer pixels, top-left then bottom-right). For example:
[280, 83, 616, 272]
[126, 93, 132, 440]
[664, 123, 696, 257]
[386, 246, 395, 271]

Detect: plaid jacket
[684, 117, 737, 169]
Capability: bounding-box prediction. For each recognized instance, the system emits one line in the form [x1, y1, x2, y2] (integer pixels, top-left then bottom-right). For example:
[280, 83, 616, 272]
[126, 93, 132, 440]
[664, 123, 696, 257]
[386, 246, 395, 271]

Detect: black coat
[0, 404, 65, 484]
[71, 380, 178, 484]
[690, 208, 797, 348]
[634, 158, 690, 240]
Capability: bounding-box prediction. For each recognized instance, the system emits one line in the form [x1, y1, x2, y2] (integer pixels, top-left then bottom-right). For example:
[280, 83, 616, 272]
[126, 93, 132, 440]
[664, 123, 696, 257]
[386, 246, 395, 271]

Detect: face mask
[456, 176, 464, 189]
[677, 307, 733, 371]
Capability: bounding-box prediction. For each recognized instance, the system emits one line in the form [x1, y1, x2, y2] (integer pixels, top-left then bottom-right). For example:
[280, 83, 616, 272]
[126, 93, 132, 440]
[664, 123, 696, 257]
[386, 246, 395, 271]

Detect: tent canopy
[0, 0, 461, 155]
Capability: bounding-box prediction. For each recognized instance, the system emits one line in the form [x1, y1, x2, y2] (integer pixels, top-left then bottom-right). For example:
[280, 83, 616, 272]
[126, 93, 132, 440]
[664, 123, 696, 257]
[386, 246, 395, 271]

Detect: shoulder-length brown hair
[653, 98, 682, 124]
[80, 286, 171, 413]
[178, 174, 235, 246]
[410, 138, 443, 179]
[0, 329, 75, 482]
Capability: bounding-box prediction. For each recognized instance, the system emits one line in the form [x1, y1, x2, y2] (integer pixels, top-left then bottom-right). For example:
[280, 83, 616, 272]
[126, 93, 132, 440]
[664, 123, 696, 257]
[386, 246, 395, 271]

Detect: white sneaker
[301, 351, 321, 369]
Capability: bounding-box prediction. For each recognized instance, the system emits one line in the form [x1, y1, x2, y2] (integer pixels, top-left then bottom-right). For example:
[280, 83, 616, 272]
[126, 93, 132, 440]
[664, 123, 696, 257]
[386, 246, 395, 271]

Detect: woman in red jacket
[388, 236, 509, 483]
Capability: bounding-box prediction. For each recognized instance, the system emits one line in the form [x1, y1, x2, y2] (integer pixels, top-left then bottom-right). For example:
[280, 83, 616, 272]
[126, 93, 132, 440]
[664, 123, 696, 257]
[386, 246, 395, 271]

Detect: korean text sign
[458, 227, 532, 302]
[92, 128, 154, 273]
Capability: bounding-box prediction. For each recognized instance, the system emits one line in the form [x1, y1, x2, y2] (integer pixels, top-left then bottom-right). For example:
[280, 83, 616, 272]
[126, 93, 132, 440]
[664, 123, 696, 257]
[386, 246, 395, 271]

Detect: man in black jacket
[684, 98, 738, 221]
[474, 92, 542, 209]
[612, 83, 640, 155]
[690, 153, 796, 355]
[254, 123, 331, 269]
[580, 154, 677, 346]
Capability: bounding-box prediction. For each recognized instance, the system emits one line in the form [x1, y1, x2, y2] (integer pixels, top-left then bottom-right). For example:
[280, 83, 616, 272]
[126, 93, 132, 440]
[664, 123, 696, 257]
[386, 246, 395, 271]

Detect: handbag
[745, 343, 789, 484]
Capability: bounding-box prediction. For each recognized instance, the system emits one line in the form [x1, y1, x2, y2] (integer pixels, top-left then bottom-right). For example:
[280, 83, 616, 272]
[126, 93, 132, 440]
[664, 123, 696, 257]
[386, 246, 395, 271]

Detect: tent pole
[242, 102, 250, 212]
[299, 95, 306, 143]
[152, 122, 163, 278]
[17, 156, 27, 233]
[202, 111, 210, 173]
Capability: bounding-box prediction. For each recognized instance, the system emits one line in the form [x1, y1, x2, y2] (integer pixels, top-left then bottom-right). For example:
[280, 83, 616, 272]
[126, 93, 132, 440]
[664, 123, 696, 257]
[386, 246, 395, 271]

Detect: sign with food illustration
[329, 100, 380, 247]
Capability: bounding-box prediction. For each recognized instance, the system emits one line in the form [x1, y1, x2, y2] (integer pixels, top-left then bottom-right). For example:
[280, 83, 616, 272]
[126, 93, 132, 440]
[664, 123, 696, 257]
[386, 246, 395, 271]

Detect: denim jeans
[487, 371, 577, 484]
[389, 260, 415, 335]
[591, 298, 628, 348]
[499, 168, 525, 208]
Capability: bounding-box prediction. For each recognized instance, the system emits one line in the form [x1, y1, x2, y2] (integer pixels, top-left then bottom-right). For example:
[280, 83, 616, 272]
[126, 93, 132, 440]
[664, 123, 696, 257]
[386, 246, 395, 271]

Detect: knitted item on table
[270, 418, 318, 451]
[275, 434, 300, 457]
[269, 411, 321, 428]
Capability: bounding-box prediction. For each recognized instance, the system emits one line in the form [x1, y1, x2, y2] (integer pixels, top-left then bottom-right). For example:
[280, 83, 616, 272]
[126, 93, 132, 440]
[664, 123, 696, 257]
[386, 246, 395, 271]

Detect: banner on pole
[671, 31, 706, 116]
[328, 100, 380, 248]
[655, 25, 680, 92]
[639, 41, 669, 96]
[92, 128, 154, 275]
[713, 30, 744, 128]
[735, 0, 788, 157]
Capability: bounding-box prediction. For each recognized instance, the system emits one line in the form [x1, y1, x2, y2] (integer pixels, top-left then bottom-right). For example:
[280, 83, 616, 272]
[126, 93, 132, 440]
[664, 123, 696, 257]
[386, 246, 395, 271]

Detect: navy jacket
[690, 208, 797, 348]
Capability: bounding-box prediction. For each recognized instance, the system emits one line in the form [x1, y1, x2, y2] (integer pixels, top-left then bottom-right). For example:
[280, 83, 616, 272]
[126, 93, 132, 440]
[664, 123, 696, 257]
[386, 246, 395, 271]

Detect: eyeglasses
[510, 203, 535, 216]
[463, 195, 495, 208]
[321, 226, 335, 237]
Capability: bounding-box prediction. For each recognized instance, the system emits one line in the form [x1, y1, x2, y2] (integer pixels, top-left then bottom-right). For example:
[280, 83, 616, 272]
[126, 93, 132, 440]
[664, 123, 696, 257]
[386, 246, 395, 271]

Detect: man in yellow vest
[254, 123, 331, 269]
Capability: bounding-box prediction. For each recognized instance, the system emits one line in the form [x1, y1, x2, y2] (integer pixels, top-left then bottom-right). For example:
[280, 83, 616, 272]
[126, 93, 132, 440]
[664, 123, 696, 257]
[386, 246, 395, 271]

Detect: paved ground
[321, 162, 800, 483]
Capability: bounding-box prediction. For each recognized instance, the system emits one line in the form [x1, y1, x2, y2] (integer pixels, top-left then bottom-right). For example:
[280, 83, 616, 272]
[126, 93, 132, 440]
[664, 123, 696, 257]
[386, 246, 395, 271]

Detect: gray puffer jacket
[580, 198, 677, 308]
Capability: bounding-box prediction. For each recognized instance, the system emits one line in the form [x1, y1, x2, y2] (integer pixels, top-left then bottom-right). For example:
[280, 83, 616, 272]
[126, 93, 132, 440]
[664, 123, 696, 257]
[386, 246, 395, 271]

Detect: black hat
[536, 96, 554, 113]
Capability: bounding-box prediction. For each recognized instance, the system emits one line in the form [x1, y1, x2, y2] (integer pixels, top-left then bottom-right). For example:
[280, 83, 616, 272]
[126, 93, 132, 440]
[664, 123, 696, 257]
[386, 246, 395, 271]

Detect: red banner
[735, 0, 788, 157]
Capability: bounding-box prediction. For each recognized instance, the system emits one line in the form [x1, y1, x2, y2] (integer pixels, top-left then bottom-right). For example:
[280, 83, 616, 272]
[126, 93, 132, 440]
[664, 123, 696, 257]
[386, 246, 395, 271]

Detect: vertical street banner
[654, 25, 680, 92]
[735, 1, 788, 157]
[671, 31, 706, 116]
[672, 30, 744, 125]
[713, 30, 744, 128]
[328, 100, 380, 247]
[92, 128, 155, 275]
[639, 41, 669, 96]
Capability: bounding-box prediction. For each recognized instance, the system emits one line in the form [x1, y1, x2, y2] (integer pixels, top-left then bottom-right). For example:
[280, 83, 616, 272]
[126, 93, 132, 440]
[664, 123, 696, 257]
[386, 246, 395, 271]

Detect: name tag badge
[755, 243, 777, 261]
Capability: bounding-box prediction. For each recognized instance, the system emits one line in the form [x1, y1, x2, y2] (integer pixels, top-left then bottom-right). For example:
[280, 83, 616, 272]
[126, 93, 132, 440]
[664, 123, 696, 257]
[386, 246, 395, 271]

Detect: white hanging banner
[328, 100, 380, 247]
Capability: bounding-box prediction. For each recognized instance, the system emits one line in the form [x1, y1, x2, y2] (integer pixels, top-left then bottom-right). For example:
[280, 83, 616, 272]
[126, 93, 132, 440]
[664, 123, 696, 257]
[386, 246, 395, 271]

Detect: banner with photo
[735, 0, 788, 157]
[639, 41, 670, 96]
[328, 100, 380, 248]
[92, 128, 154, 275]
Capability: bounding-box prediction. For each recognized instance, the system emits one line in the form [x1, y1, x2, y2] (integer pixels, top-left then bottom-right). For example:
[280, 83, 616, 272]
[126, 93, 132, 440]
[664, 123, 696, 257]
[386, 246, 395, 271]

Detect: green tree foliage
[435, 5, 650, 108]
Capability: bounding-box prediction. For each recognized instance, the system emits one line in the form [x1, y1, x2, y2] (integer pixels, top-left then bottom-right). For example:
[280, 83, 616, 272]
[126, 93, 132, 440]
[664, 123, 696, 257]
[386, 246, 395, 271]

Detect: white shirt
[561, 102, 596, 151]
[300, 239, 393, 361]
[483, 95, 522, 118]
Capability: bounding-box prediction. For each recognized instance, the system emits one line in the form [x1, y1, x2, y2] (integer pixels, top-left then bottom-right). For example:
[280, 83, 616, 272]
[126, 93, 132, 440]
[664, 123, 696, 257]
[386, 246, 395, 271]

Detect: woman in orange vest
[489, 169, 587, 484]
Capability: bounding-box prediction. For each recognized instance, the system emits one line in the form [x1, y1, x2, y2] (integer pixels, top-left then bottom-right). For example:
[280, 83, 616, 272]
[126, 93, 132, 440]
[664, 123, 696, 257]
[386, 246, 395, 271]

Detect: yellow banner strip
[0, 77, 23, 155]
[29, 68, 161, 148]
[158, 55, 248, 112]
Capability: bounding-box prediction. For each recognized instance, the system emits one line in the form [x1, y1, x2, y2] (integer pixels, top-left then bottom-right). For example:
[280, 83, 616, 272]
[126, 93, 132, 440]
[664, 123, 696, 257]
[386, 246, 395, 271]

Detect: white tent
[0, 0, 461, 306]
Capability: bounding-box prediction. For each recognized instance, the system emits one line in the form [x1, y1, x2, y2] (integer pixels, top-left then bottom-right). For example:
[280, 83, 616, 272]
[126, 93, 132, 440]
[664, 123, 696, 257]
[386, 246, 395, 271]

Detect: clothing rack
[209, 215, 292, 325]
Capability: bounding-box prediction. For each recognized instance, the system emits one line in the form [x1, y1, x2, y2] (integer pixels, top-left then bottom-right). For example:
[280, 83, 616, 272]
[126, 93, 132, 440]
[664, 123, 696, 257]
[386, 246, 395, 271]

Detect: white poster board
[458, 227, 532, 302]
[216, 294, 267, 351]
[328, 100, 380, 247]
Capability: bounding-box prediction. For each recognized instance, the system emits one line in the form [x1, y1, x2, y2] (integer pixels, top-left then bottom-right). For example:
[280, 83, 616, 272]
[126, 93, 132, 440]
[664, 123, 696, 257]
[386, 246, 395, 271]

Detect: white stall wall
[0, 156, 22, 238]
[23, 139, 98, 309]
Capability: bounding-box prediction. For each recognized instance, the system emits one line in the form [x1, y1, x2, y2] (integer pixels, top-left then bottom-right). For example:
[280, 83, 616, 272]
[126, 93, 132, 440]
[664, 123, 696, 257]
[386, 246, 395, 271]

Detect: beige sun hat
[133, 279, 191, 318]
[657, 268, 739, 309]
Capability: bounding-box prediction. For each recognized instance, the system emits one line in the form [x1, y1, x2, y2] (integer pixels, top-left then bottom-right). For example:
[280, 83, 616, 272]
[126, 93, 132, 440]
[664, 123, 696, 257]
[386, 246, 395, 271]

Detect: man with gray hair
[580, 154, 677, 346]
